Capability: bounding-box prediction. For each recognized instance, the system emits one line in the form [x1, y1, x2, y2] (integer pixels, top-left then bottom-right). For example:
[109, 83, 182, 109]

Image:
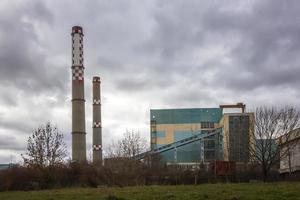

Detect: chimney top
[72, 26, 83, 35]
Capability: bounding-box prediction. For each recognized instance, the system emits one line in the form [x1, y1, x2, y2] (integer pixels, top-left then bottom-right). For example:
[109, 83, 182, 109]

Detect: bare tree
[106, 130, 148, 158]
[22, 122, 67, 168]
[249, 106, 300, 181]
[104, 130, 149, 186]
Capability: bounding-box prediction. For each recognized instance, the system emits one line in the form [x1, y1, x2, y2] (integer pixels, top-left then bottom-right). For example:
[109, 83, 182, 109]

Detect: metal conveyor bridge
[135, 128, 223, 161]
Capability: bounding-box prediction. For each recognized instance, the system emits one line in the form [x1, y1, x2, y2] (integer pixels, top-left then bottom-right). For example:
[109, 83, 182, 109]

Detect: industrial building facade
[279, 128, 300, 174]
[150, 103, 254, 164]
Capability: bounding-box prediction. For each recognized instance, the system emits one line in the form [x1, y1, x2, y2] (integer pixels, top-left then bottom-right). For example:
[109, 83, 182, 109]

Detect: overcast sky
[1, 0, 300, 163]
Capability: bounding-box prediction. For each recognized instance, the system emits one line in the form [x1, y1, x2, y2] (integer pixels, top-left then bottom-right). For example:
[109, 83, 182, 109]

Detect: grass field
[0, 182, 300, 200]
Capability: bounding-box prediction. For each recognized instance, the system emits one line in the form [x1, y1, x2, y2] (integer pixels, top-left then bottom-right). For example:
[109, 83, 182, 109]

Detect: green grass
[0, 182, 300, 200]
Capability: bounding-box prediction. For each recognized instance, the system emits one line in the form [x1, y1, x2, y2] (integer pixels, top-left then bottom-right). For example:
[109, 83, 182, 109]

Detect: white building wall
[280, 139, 300, 173]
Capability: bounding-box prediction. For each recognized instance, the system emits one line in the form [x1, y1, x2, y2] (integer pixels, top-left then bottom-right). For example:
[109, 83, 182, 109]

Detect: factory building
[150, 108, 223, 163]
[150, 103, 254, 164]
[0, 164, 16, 171]
[279, 128, 300, 174]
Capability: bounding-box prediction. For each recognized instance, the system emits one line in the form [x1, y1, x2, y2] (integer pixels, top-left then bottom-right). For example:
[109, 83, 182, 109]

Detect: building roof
[278, 128, 300, 145]
[150, 108, 223, 124]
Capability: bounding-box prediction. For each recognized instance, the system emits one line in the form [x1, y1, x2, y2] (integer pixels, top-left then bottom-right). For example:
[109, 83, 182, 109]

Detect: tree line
[0, 106, 299, 191]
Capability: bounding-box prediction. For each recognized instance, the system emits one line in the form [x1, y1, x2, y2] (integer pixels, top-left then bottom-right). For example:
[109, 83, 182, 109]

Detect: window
[204, 151, 215, 160]
[201, 122, 214, 129]
[204, 140, 215, 149]
[156, 131, 166, 138]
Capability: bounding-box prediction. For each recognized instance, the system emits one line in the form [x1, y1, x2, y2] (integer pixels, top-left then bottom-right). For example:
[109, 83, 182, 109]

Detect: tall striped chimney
[71, 26, 86, 162]
[92, 76, 102, 164]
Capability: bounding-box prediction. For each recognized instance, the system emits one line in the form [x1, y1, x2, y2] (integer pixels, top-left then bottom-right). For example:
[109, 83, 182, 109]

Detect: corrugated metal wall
[150, 108, 222, 124]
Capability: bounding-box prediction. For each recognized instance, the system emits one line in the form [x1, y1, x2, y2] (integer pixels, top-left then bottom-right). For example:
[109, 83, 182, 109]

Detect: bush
[105, 195, 125, 200]
[0, 161, 293, 191]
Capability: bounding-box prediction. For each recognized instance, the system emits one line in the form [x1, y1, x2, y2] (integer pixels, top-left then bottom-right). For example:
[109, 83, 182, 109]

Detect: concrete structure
[220, 102, 246, 113]
[150, 103, 254, 164]
[92, 76, 103, 164]
[71, 26, 86, 162]
[0, 164, 16, 171]
[220, 113, 254, 162]
[279, 128, 300, 174]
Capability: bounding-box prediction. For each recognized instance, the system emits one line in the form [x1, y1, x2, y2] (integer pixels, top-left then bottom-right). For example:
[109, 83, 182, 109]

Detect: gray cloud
[200, 0, 300, 90]
[0, 0, 67, 93]
[0, 135, 25, 151]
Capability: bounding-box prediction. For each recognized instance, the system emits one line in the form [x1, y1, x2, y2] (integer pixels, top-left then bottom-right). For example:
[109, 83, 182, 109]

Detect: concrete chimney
[92, 76, 102, 164]
[71, 26, 86, 162]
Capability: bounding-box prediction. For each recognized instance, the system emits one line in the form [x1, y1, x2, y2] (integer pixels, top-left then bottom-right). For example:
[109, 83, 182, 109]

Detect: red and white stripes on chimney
[71, 26, 87, 162]
[93, 99, 101, 105]
[93, 77, 100, 83]
[93, 77, 100, 82]
[92, 75, 102, 158]
[93, 144, 102, 151]
[72, 66, 84, 81]
[92, 77, 101, 104]
[71, 26, 103, 163]
[71, 26, 84, 82]
[93, 122, 101, 128]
